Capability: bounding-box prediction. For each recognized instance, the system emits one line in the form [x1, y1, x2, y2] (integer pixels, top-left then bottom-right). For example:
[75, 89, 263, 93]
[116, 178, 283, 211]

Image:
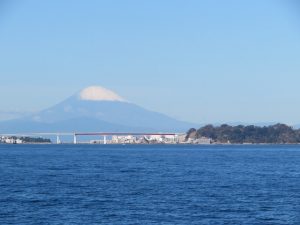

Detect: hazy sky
[0, 0, 300, 124]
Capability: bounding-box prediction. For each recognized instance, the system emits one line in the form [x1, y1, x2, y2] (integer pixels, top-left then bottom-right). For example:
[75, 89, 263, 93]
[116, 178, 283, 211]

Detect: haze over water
[1, 144, 300, 224]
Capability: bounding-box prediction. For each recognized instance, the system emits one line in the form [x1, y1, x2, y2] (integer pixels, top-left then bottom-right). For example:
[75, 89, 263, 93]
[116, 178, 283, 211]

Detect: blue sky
[0, 0, 300, 124]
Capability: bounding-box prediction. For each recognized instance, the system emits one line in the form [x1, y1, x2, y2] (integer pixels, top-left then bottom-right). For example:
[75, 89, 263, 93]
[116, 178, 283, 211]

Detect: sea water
[1, 144, 300, 224]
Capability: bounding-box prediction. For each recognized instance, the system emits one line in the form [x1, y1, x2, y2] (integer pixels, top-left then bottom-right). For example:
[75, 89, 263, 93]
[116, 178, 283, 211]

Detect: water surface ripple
[0, 144, 300, 224]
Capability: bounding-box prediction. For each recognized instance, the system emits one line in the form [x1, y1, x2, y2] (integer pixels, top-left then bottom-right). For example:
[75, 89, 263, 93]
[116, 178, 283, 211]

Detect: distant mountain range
[0, 86, 196, 133]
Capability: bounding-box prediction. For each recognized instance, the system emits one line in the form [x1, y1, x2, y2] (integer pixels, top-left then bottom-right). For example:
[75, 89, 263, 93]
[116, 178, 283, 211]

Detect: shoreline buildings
[0, 133, 212, 145]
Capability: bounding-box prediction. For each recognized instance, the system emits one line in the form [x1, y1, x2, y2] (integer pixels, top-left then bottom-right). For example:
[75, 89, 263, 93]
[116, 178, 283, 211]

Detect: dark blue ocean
[1, 144, 300, 225]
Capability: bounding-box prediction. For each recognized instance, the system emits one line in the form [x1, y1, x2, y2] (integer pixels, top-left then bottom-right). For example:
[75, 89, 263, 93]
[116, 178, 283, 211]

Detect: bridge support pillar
[56, 135, 61, 144]
[104, 135, 107, 145]
[73, 134, 77, 144]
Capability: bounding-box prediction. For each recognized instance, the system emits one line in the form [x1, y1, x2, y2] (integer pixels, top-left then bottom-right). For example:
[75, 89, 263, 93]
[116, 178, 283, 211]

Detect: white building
[15, 139, 23, 144]
[177, 134, 187, 143]
[111, 135, 136, 144]
[194, 137, 211, 144]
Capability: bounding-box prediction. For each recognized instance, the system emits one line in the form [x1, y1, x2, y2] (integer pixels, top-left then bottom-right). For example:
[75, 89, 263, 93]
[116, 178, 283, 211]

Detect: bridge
[0, 132, 185, 144]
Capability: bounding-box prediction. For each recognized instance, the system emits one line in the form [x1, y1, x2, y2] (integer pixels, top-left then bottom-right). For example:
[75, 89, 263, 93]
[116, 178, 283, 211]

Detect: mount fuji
[0, 86, 196, 133]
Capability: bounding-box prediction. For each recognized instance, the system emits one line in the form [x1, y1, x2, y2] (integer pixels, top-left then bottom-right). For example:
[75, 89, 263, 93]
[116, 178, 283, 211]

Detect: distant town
[0, 136, 51, 144]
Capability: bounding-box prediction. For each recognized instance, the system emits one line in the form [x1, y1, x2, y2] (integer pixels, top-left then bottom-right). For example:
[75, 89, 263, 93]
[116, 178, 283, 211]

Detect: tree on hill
[187, 124, 300, 144]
